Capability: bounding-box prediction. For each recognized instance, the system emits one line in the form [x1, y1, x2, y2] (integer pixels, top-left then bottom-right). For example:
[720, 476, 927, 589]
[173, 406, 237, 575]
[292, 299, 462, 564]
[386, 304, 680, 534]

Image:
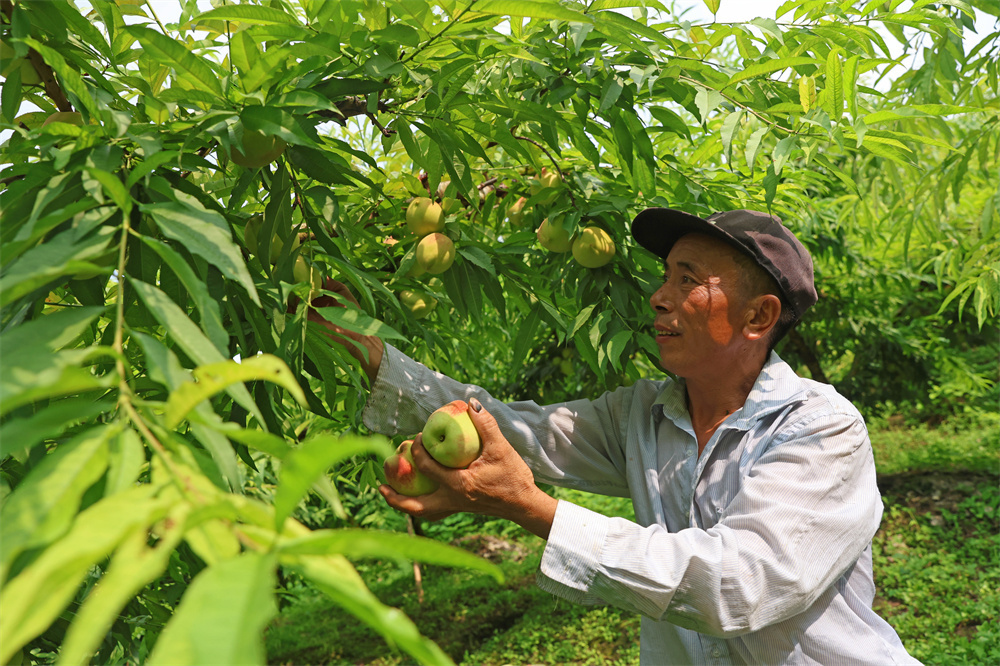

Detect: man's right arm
[307, 279, 385, 385]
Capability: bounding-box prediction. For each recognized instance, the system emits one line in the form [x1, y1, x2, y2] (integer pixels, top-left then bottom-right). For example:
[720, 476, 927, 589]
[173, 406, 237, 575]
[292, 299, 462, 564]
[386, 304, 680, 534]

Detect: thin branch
[1, 0, 72, 111]
[144, 0, 168, 35]
[367, 112, 393, 137]
[511, 132, 577, 207]
[401, 0, 479, 65]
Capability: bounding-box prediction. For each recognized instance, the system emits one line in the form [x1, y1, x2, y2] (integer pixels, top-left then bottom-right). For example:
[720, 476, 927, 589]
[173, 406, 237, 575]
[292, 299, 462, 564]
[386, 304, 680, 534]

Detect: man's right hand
[304, 278, 385, 384]
[379, 397, 558, 540]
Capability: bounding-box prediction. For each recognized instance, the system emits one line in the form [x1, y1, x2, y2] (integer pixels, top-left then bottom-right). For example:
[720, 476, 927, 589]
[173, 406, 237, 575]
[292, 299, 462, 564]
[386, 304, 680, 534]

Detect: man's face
[649, 233, 751, 378]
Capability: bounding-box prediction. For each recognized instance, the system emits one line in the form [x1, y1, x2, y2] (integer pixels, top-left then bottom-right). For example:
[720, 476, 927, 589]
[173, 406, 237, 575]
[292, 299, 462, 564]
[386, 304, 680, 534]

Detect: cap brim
[631, 208, 738, 259]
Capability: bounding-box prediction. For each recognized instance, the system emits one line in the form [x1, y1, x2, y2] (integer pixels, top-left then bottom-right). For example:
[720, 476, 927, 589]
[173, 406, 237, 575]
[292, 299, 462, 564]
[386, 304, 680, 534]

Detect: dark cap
[631, 208, 818, 321]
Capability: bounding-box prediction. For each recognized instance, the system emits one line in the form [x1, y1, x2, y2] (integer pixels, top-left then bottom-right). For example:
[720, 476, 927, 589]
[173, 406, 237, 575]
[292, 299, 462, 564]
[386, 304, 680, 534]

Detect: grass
[265, 417, 999, 665]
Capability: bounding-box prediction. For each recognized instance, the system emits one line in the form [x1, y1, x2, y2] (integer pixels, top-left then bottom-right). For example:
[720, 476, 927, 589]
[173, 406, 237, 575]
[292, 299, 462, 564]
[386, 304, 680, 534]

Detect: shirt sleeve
[537, 411, 883, 637]
[361, 343, 635, 495]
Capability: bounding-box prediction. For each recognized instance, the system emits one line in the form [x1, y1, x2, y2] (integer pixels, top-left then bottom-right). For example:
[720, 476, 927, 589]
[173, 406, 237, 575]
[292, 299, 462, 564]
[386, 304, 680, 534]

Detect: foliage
[1, 0, 998, 664]
[873, 473, 1000, 665]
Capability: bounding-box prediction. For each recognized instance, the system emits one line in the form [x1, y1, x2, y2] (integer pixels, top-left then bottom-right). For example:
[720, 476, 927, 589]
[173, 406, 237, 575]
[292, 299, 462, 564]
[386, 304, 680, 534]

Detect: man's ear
[743, 294, 782, 341]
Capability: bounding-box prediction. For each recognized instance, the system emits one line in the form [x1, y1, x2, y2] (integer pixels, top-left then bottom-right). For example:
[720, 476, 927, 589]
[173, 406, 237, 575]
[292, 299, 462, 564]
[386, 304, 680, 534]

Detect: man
[320, 208, 919, 664]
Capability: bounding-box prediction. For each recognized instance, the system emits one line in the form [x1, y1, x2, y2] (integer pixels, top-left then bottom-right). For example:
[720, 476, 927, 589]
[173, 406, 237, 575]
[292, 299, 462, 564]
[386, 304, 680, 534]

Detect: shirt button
[710, 645, 722, 658]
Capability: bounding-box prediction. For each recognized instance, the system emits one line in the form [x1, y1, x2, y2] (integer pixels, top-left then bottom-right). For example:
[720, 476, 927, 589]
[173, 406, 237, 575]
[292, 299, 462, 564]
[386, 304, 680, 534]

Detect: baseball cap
[631, 208, 818, 321]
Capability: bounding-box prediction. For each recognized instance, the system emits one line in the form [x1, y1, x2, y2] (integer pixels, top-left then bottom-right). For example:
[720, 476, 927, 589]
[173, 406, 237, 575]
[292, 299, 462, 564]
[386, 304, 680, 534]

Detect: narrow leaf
[147, 553, 277, 666]
[193, 4, 300, 25]
[280, 529, 503, 582]
[0, 426, 115, 578]
[142, 201, 260, 306]
[826, 49, 844, 123]
[726, 56, 820, 88]
[164, 355, 307, 429]
[129, 279, 260, 420]
[0, 397, 114, 459]
[126, 26, 223, 96]
[0, 486, 168, 664]
[274, 434, 393, 529]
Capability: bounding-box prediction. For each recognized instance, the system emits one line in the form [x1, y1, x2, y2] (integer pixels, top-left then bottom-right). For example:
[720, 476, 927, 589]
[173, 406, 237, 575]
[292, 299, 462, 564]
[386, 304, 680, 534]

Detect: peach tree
[1, 0, 996, 664]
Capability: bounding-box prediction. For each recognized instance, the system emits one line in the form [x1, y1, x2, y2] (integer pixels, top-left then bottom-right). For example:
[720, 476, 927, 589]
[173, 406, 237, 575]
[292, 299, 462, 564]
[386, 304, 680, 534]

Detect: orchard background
[0, 0, 997, 665]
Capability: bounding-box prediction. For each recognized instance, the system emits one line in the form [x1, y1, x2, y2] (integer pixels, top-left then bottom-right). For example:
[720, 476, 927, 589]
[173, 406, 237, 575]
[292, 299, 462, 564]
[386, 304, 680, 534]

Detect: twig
[401, 0, 478, 65]
[1, 0, 72, 111]
[367, 112, 394, 137]
[406, 515, 425, 604]
[511, 133, 577, 207]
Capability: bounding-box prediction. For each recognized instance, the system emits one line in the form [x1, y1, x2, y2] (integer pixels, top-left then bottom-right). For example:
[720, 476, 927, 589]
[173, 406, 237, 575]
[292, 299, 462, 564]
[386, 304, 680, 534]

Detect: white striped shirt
[364, 344, 920, 665]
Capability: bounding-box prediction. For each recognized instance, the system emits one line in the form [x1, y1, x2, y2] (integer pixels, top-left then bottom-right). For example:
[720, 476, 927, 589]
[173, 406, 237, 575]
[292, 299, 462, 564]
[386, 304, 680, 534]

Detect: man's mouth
[655, 325, 680, 340]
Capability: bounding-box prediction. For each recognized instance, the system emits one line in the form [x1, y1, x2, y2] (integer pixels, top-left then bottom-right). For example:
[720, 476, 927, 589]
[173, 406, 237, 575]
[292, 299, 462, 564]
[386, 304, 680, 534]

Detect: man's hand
[379, 397, 558, 540]
[300, 278, 384, 384]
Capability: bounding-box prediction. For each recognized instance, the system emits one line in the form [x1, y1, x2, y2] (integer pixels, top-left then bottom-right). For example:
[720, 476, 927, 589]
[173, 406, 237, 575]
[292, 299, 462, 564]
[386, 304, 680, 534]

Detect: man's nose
[650, 282, 673, 312]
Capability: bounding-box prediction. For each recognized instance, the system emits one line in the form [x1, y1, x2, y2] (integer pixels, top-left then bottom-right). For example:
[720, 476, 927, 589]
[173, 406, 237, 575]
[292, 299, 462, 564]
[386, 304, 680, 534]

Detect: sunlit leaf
[147, 553, 277, 666]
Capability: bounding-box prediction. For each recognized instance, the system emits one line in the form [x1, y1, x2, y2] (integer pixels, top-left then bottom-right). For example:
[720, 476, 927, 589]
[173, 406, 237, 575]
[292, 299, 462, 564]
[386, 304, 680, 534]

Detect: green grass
[265, 419, 1000, 665]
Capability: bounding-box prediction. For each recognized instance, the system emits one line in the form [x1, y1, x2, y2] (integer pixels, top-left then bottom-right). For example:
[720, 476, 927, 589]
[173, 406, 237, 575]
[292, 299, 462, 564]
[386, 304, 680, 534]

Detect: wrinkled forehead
[663, 232, 748, 271]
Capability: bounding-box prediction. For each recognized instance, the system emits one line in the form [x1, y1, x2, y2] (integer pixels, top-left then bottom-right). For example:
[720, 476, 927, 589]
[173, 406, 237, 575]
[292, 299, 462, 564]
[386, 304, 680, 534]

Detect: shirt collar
[651, 351, 803, 432]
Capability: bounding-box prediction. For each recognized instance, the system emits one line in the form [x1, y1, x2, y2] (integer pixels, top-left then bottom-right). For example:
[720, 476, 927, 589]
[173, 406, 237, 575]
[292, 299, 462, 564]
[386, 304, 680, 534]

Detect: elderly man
[322, 208, 919, 665]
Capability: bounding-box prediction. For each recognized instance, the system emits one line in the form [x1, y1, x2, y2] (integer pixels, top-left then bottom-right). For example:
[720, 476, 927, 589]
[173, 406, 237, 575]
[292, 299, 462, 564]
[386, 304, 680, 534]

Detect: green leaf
[825, 49, 844, 123]
[313, 304, 407, 341]
[140, 236, 228, 353]
[0, 397, 114, 459]
[0, 485, 170, 665]
[0, 363, 116, 418]
[164, 355, 307, 429]
[279, 529, 503, 582]
[704, 0, 721, 14]
[141, 200, 260, 306]
[126, 26, 223, 97]
[726, 56, 821, 88]
[105, 428, 147, 497]
[512, 304, 543, 370]
[21, 38, 102, 120]
[193, 4, 300, 25]
[772, 135, 797, 175]
[799, 76, 817, 113]
[844, 54, 860, 119]
[473, 0, 592, 22]
[745, 127, 768, 172]
[605, 329, 633, 373]
[0, 226, 115, 307]
[286, 554, 453, 666]
[273, 434, 393, 529]
[762, 163, 779, 209]
[0, 425, 115, 580]
[147, 553, 277, 666]
[0, 305, 104, 358]
[57, 520, 184, 666]
[695, 86, 723, 123]
[720, 111, 742, 164]
[129, 279, 261, 421]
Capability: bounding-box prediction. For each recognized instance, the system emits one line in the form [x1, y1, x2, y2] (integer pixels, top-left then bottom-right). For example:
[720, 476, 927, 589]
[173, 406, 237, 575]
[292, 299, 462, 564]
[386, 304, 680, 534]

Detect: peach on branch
[230, 129, 287, 168]
[537, 216, 573, 253]
[415, 232, 456, 274]
[399, 289, 437, 319]
[571, 227, 616, 268]
[406, 197, 445, 236]
[529, 168, 562, 204]
[508, 196, 528, 227]
[293, 256, 323, 298]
